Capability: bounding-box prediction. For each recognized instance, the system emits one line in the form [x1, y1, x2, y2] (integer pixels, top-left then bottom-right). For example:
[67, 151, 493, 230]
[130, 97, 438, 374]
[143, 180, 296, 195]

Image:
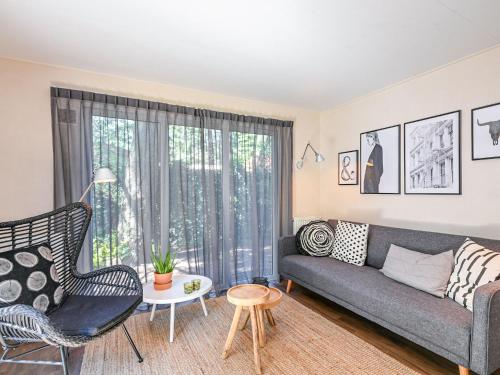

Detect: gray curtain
[51, 88, 293, 290]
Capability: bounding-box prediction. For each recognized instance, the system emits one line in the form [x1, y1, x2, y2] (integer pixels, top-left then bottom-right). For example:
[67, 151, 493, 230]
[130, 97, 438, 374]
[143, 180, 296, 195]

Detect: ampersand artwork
[341, 155, 356, 181]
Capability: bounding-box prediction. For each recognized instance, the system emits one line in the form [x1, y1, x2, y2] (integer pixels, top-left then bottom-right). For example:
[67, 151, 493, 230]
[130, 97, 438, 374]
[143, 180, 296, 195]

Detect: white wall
[320, 45, 500, 239]
[0, 57, 321, 221]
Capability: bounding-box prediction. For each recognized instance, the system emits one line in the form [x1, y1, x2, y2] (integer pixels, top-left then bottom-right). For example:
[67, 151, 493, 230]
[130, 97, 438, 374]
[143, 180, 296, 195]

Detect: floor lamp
[79, 167, 117, 202]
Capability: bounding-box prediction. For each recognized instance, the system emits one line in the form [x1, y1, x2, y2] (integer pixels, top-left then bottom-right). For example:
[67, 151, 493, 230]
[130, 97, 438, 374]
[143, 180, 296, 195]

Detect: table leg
[222, 305, 243, 359]
[169, 303, 176, 343]
[257, 306, 266, 347]
[249, 306, 262, 374]
[265, 309, 275, 327]
[239, 309, 250, 331]
[150, 303, 157, 322]
[199, 296, 208, 317]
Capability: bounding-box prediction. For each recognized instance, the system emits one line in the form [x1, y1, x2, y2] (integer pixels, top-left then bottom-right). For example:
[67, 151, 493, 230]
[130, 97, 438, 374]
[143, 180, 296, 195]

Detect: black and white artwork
[404, 111, 461, 195]
[338, 150, 358, 185]
[360, 125, 400, 194]
[472, 102, 500, 160]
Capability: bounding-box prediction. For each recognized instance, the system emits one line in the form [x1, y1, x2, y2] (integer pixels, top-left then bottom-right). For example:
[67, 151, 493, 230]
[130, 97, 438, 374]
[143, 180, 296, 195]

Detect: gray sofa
[279, 219, 500, 375]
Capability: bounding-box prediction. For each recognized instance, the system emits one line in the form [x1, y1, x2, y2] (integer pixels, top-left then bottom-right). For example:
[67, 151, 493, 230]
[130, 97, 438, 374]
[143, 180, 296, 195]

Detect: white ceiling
[2, 0, 500, 110]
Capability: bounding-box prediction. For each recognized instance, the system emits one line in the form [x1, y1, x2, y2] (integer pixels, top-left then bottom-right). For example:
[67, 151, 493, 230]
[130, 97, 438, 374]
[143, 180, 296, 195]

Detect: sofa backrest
[327, 219, 500, 269]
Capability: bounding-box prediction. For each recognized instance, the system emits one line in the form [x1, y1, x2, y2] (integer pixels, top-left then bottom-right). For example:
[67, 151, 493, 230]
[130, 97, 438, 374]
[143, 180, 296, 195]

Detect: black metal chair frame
[0, 202, 143, 374]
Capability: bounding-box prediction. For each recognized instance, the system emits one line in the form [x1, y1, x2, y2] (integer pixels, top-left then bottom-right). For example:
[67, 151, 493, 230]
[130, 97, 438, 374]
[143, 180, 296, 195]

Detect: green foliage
[92, 231, 132, 268]
[150, 244, 177, 274]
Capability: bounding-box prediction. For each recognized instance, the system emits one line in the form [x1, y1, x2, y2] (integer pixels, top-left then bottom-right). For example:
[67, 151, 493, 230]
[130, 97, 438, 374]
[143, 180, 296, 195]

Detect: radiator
[293, 217, 320, 234]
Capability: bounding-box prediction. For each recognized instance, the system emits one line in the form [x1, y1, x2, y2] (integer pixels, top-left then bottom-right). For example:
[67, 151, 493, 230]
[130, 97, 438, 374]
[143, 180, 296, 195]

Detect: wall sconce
[296, 142, 325, 169]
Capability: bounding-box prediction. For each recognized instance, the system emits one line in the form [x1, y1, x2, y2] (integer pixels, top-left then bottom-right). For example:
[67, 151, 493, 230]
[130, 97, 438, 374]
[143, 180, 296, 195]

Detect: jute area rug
[81, 294, 418, 374]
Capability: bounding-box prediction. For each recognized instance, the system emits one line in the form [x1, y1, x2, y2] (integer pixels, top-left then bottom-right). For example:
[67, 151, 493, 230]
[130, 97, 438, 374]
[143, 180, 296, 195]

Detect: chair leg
[458, 365, 470, 375]
[59, 346, 69, 375]
[122, 324, 144, 363]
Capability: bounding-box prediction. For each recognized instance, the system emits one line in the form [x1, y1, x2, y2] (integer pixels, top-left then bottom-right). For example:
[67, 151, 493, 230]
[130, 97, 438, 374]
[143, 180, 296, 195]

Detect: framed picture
[360, 125, 400, 194]
[472, 102, 500, 160]
[338, 150, 358, 185]
[404, 111, 461, 195]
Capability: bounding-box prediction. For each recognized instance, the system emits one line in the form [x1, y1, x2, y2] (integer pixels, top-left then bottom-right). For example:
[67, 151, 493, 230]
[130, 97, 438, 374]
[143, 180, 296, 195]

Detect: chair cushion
[48, 295, 141, 336]
[281, 254, 472, 360]
[0, 243, 63, 313]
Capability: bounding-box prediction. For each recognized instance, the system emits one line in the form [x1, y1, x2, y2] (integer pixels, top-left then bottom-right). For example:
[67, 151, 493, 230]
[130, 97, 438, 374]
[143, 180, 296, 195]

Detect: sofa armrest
[471, 280, 500, 375]
[278, 235, 298, 258]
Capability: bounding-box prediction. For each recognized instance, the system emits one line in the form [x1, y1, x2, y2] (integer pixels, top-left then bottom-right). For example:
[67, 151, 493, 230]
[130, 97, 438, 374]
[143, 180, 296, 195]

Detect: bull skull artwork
[477, 119, 500, 145]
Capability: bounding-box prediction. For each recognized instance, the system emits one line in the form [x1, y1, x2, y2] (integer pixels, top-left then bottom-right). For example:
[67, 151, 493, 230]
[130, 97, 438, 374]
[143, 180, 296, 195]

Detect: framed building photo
[472, 102, 500, 160]
[360, 125, 400, 194]
[338, 150, 358, 185]
[404, 111, 461, 195]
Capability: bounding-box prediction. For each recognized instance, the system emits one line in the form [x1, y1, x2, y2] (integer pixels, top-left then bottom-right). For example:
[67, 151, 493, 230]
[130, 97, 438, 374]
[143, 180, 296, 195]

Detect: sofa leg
[286, 280, 293, 293]
[458, 365, 470, 375]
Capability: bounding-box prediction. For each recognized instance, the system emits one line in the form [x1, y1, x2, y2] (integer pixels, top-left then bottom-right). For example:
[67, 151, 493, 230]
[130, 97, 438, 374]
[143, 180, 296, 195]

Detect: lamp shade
[315, 153, 325, 163]
[94, 168, 116, 183]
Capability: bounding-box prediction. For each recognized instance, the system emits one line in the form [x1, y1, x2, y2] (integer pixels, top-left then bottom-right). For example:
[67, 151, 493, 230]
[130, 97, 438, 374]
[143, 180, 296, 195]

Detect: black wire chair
[0, 202, 143, 374]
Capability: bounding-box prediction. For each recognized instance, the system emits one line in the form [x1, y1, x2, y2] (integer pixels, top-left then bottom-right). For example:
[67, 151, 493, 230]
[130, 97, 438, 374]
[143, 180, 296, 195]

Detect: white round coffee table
[143, 274, 212, 343]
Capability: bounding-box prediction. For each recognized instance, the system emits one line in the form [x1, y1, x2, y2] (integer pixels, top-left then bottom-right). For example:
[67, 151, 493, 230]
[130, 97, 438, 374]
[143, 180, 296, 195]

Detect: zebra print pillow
[296, 220, 335, 257]
[446, 238, 500, 311]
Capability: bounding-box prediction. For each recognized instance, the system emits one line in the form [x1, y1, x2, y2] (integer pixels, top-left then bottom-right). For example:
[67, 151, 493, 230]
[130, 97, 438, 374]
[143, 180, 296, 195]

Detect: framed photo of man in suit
[360, 125, 400, 194]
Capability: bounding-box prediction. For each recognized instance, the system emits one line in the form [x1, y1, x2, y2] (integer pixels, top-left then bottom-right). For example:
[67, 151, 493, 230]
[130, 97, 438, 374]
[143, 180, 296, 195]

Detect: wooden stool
[240, 287, 283, 331]
[222, 284, 270, 374]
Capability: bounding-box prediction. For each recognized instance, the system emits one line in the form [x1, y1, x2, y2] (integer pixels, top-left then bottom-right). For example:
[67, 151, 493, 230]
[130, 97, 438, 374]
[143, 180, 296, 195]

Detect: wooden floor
[0, 283, 494, 375]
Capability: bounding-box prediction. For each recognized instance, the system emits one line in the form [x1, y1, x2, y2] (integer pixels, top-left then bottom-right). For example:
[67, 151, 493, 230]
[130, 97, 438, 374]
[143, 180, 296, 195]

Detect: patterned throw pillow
[0, 243, 63, 313]
[296, 220, 335, 257]
[330, 220, 369, 266]
[447, 238, 500, 311]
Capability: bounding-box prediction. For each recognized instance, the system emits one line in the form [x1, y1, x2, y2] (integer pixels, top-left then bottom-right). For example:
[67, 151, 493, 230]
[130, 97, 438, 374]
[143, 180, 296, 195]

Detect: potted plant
[151, 244, 177, 291]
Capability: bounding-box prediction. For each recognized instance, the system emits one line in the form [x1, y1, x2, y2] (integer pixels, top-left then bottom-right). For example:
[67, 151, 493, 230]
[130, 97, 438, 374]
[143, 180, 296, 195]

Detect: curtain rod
[50, 87, 293, 127]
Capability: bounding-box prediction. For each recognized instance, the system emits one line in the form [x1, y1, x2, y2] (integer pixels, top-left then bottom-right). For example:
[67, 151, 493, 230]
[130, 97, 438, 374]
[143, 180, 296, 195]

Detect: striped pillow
[446, 238, 500, 311]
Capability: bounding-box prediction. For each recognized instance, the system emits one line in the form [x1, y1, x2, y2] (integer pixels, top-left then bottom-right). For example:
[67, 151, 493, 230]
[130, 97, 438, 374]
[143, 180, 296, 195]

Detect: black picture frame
[404, 110, 461, 195]
[471, 101, 500, 161]
[338, 150, 359, 185]
[359, 124, 401, 195]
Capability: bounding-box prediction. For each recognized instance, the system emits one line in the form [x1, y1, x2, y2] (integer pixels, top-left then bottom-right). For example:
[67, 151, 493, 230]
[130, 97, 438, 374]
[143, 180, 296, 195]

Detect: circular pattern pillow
[296, 220, 335, 257]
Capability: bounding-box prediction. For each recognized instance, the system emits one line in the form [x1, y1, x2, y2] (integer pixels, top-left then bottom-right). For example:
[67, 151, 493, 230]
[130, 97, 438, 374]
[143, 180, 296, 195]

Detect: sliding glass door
[90, 116, 277, 289]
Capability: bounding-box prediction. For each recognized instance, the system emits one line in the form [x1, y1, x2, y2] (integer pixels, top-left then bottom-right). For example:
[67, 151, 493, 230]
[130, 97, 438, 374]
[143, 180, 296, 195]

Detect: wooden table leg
[265, 309, 276, 327]
[249, 306, 262, 374]
[222, 305, 243, 359]
[239, 309, 250, 331]
[257, 306, 266, 348]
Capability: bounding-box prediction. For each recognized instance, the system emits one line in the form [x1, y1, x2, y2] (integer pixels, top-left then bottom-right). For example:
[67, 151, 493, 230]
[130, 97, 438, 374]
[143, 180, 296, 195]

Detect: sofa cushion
[281, 254, 472, 360]
[296, 220, 335, 256]
[330, 220, 369, 266]
[48, 295, 141, 336]
[381, 244, 454, 298]
[447, 238, 500, 311]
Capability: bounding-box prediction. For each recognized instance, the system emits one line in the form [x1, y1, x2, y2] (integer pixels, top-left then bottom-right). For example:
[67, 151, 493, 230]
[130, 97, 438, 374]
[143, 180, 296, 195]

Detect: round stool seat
[227, 284, 270, 306]
[260, 287, 282, 310]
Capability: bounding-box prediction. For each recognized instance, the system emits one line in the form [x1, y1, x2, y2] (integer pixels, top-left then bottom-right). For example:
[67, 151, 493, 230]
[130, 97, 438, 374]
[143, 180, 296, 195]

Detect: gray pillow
[380, 244, 454, 298]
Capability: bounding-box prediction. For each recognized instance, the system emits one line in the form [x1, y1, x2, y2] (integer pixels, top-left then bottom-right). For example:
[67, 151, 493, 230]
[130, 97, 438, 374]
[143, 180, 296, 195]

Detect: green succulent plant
[151, 244, 177, 274]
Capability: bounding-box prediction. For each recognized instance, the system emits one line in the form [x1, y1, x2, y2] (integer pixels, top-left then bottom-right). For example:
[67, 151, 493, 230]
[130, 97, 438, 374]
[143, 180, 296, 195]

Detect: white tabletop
[143, 274, 212, 304]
